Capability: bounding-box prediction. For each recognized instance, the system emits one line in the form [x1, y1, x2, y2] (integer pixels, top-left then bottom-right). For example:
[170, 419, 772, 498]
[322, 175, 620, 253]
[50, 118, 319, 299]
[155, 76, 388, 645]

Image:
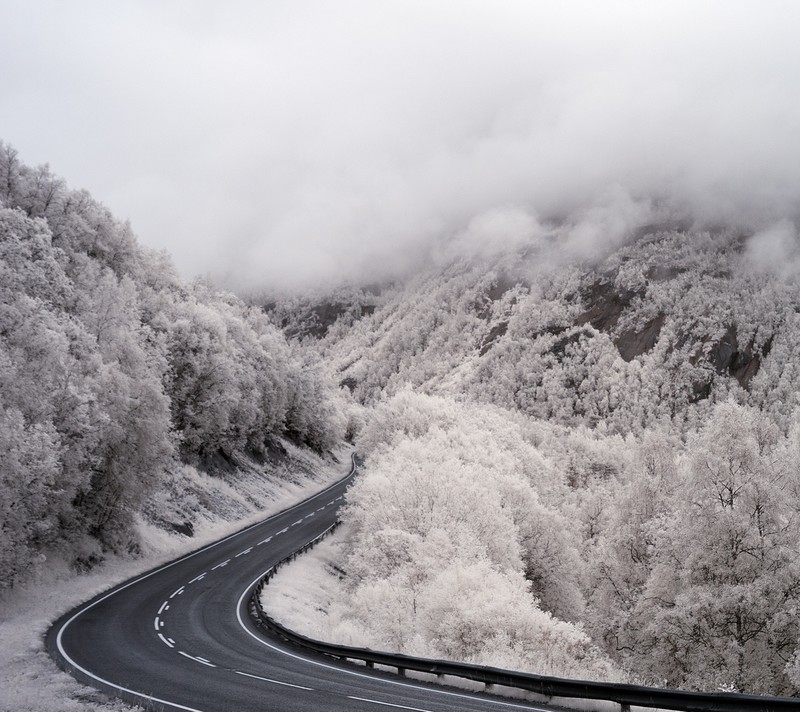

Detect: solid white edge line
[348, 695, 434, 712]
[234, 670, 314, 690]
[236, 567, 548, 709]
[54, 454, 357, 712]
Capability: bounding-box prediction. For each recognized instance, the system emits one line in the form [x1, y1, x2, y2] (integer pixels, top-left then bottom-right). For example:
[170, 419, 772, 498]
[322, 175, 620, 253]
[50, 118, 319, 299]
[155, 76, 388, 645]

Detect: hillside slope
[285, 223, 797, 434]
[0, 143, 346, 591]
[265, 220, 800, 695]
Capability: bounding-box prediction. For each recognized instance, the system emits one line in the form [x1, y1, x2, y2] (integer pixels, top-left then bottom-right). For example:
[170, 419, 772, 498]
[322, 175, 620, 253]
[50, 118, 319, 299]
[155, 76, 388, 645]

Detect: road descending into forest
[47, 455, 555, 712]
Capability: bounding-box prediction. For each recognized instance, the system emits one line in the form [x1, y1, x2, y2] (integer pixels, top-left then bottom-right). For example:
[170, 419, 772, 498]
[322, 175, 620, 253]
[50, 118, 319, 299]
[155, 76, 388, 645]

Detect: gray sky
[2, 1, 800, 292]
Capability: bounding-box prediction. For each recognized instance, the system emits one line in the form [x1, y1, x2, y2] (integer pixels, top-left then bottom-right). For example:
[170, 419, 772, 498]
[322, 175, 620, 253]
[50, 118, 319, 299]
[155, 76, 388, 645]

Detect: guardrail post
[365, 661, 374, 669]
[397, 667, 405, 677]
[620, 704, 630, 712]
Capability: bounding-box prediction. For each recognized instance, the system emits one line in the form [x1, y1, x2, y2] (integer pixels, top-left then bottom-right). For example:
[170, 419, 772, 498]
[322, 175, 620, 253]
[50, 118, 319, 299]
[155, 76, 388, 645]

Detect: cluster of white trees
[336, 390, 618, 680]
[588, 403, 800, 694]
[328, 392, 800, 694]
[0, 143, 345, 589]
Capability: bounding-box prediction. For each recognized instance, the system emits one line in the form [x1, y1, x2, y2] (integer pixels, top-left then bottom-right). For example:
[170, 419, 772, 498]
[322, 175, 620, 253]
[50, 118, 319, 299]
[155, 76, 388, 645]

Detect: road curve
[47, 454, 555, 712]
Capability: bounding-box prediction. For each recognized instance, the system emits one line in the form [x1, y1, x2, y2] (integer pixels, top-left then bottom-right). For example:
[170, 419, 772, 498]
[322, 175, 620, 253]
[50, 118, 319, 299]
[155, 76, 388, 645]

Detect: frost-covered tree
[633, 403, 800, 693]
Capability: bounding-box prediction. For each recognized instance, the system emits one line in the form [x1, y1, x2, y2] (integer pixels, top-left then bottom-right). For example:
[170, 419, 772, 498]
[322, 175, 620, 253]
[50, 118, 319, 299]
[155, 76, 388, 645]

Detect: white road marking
[53, 457, 355, 712]
[178, 651, 216, 668]
[291, 519, 303, 526]
[317, 506, 325, 512]
[347, 696, 433, 712]
[158, 633, 174, 648]
[154, 617, 160, 631]
[233, 670, 313, 691]
[211, 559, 230, 571]
[327, 500, 335, 506]
[304, 513, 314, 519]
[188, 572, 206, 584]
[168, 637, 176, 645]
[235, 548, 252, 558]
[257, 536, 272, 546]
[158, 600, 169, 614]
[277, 527, 288, 534]
[169, 586, 185, 599]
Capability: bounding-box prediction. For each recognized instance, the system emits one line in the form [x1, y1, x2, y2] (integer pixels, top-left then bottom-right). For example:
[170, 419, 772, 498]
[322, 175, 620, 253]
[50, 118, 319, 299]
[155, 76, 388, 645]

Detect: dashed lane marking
[347, 697, 433, 712]
[178, 651, 216, 668]
[188, 572, 206, 584]
[211, 559, 230, 571]
[233, 670, 313, 691]
[154, 617, 161, 631]
[158, 600, 169, 614]
[235, 548, 252, 558]
[157, 633, 174, 648]
[169, 586, 185, 599]
[277, 527, 288, 534]
[291, 519, 303, 526]
[257, 536, 272, 546]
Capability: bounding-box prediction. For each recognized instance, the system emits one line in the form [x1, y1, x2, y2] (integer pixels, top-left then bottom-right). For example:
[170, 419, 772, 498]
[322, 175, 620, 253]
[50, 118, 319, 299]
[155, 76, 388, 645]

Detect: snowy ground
[0, 443, 350, 712]
[260, 531, 358, 644]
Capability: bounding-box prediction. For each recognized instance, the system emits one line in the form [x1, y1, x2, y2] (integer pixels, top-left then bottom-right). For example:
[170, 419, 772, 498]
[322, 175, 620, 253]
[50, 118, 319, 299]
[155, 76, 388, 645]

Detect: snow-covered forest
[5, 2, 800, 709]
[262, 211, 800, 696]
[6, 140, 800, 700]
[0, 144, 345, 592]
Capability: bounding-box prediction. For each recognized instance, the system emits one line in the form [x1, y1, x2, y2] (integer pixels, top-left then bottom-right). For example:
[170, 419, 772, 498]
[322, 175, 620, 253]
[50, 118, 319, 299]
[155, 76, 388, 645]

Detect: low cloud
[2, 1, 800, 291]
[745, 220, 800, 279]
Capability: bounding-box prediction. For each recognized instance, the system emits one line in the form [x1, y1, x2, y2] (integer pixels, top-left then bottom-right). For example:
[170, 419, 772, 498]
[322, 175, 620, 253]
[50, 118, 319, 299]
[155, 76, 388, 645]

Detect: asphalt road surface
[47, 454, 556, 712]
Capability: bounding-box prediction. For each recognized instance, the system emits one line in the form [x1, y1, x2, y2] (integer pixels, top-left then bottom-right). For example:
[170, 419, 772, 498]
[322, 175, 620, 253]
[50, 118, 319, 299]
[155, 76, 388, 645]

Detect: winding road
[47, 455, 554, 712]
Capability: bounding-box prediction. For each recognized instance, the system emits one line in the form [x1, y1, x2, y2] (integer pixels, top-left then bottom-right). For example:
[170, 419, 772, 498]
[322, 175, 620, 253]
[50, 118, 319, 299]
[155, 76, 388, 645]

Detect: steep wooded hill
[273, 224, 797, 435]
[0, 143, 345, 589]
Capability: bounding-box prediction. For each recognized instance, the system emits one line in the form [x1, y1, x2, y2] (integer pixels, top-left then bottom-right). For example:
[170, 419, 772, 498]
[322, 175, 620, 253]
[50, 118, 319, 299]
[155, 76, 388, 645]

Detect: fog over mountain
[8, 4, 800, 705]
[2, 1, 800, 291]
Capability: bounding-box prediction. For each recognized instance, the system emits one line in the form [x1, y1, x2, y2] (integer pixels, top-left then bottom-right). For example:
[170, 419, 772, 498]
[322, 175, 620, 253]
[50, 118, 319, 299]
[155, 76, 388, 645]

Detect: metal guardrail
[249, 524, 800, 712]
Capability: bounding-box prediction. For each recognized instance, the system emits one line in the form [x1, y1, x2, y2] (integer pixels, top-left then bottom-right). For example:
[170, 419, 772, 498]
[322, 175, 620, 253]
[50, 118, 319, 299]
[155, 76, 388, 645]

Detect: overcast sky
[2, 1, 800, 292]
